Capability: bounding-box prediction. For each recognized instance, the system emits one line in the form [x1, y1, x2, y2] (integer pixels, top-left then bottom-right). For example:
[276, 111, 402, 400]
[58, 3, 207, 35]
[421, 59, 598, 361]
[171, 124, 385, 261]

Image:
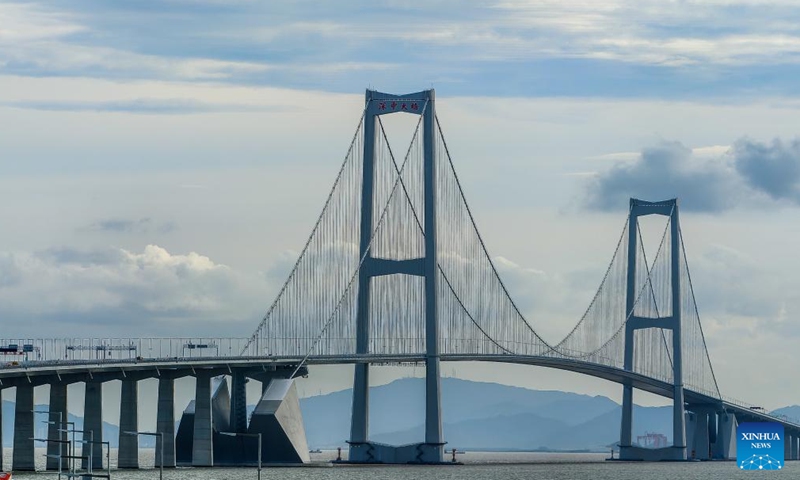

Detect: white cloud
[0, 245, 270, 336]
[485, 1, 800, 65]
[6, 0, 800, 92]
[0, 3, 84, 42]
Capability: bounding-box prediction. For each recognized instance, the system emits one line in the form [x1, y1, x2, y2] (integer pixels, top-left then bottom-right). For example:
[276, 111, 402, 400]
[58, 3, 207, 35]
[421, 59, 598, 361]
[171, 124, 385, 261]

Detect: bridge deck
[1, 353, 796, 431]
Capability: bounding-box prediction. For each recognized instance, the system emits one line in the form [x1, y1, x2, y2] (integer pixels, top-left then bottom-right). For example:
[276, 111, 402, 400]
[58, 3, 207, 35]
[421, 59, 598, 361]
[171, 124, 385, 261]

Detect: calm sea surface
[3, 449, 791, 479]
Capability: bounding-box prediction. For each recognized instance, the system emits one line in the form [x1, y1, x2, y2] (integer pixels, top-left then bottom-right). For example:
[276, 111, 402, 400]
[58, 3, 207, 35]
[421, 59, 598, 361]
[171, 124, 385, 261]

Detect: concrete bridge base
[617, 446, 687, 462]
[686, 410, 711, 460]
[713, 412, 737, 460]
[176, 374, 309, 466]
[247, 378, 309, 464]
[686, 409, 737, 461]
[347, 442, 444, 464]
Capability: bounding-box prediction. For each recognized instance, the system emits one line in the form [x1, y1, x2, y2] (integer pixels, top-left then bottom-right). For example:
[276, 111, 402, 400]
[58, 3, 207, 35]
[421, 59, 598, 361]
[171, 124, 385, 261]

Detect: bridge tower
[349, 89, 444, 463]
[619, 198, 687, 461]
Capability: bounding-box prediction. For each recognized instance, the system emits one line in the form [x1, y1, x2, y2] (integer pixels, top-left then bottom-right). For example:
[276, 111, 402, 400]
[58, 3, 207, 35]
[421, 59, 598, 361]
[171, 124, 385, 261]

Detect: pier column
[795, 435, 799, 461]
[12, 384, 35, 471]
[155, 377, 176, 468]
[691, 409, 710, 460]
[118, 379, 139, 468]
[47, 383, 69, 471]
[230, 371, 248, 433]
[82, 381, 104, 470]
[0, 388, 3, 471]
[192, 373, 213, 466]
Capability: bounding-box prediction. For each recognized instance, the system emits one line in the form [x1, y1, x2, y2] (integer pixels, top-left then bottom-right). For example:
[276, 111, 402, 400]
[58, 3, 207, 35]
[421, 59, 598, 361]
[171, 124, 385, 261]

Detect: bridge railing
[0, 338, 254, 366]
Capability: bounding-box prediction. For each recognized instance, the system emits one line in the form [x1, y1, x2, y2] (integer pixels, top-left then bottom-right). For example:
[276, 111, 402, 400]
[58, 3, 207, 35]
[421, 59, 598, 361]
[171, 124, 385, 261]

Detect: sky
[1, 0, 800, 429]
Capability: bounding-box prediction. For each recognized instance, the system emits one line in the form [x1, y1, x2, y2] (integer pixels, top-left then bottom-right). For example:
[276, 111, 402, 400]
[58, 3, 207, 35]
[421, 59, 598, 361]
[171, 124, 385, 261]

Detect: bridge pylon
[619, 198, 687, 461]
[348, 89, 445, 464]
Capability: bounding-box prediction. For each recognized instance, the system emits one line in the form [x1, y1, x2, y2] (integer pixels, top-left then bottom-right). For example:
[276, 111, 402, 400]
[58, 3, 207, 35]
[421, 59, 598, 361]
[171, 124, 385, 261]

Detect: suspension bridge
[0, 89, 798, 469]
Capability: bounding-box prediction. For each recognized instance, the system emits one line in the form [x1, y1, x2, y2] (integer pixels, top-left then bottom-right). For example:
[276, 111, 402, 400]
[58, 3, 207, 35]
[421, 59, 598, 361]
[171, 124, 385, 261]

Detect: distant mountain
[299, 377, 671, 451]
[3, 381, 796, 452]
[372, 412, 566, 450]
[547, 405, 672, 451]
[771, 405, 800, 423]
[368, 404, 673, 451]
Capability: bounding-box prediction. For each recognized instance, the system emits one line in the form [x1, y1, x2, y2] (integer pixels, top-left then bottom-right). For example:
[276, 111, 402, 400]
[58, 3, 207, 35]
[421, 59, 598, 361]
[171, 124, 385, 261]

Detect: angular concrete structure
[248, 379, 309, 464]
[175, 399, 195, 466]
[210, 376, 231, 434]
[177, 375, 233, 466]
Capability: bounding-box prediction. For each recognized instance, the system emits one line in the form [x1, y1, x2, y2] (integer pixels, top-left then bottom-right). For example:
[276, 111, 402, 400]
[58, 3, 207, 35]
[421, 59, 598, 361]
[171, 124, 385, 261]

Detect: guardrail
[0, 338, 254, 365]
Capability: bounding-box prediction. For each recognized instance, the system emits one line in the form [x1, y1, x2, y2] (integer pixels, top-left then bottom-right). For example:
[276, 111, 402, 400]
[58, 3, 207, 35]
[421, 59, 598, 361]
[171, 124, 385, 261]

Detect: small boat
[0, 472, 12, 480]
[309, 449, 322, 453]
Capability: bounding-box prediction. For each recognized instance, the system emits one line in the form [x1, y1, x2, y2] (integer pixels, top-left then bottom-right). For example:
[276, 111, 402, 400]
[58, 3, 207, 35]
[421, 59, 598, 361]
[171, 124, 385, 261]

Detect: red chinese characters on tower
[375, 100, 422, 113]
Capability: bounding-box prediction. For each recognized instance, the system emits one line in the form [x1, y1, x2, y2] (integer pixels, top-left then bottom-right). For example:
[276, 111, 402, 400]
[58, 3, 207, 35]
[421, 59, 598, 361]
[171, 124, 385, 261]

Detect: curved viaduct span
[2, 89, 799, 468]
[0, 349, 797, 468]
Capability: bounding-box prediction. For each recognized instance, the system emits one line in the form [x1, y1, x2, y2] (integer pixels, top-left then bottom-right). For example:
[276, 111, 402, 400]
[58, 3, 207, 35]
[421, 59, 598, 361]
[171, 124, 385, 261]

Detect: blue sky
[2, 0, 800, 420]
[7, 1, 800, 99]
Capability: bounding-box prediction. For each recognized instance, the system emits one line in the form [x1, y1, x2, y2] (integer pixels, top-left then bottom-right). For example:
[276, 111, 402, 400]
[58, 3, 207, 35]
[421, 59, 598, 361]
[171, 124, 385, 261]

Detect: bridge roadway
[2, 352, 797, 432]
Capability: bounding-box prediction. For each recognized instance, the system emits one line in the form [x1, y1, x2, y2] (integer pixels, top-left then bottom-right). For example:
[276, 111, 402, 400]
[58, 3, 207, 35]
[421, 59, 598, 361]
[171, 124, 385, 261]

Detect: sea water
[2, 449, 789, 479]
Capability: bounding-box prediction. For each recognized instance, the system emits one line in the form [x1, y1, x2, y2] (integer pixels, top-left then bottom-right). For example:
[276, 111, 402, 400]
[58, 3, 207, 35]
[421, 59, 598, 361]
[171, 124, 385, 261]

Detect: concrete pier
[13, 384, 35, 471]
[248, 379, 309, 463]
[230, 371, 248, 433]
[794, 435, 799, 461]
[690, 410, 710, 460]
[716, 411, 737, 460]
[156, 377, 176, 468]
[0, 388, 3, 471]
[118, 379, 139, 468]
[46, 383, 69, 471]
[192, 373, 213, 466]
[82, 381, 104, 470]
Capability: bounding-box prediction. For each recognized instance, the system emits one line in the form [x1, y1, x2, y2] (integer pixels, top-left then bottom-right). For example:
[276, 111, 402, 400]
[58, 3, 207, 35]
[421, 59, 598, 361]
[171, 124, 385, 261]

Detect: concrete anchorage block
[248, 378, 309, 464]
[176, 375, 232, 466]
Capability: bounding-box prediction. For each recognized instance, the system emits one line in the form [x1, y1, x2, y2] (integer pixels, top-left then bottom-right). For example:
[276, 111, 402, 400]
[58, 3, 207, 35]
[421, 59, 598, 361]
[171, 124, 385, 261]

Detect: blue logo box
[738, 422, 784, 470]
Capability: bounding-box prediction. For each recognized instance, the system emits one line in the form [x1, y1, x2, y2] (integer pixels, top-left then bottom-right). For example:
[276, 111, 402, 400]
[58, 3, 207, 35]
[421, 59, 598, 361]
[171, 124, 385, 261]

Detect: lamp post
[33, 409, 70, 474]
[31, 437, 71, 479]
[123, 431, 163, 480]
[220, 432, 261, 480]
